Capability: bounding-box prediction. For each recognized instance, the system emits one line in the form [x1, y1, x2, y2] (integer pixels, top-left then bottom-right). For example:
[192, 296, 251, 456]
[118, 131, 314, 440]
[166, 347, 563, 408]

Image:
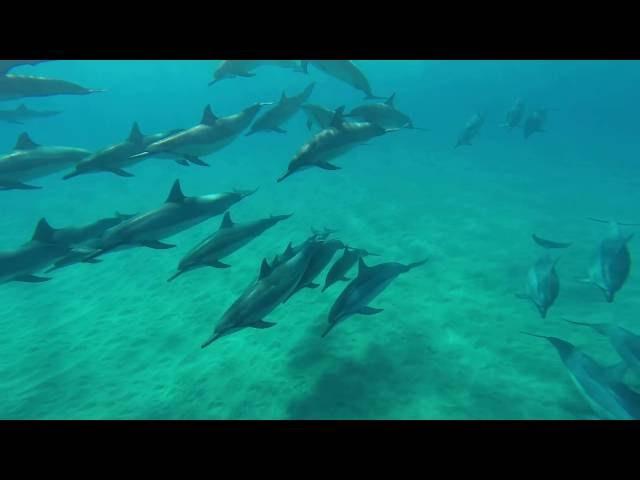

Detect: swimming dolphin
[0, 61, 50, 75]
[523, 109, 547, 139]
[130, 103, 267, 163]
[0, 75, 104, 102]
[344, 93, 425, 130]
[268, 229, 336, 271]
[321, 246, 380, 292]
[301, 61, 384, 100]
[82, 179, 257, 261]
[522, 332, 640, 420]
[322, 257, 428, 338]
[246, 83, 316, 135]
[276, 107, 393, 182]
[0, 104, 61, 124]
[563, 319, 640, 375]
[0, 218, 73, 284]
[580, 221, 633, 303]
[0, 132, 91, 190]
[501, 99, 525, 129]
[455, 112, 485, 147]
[301, 103, 336, 131]
[209, 60, 304, 85]
[532, 234, 572, 249]
[516, 254, 560, 319]
[201, 240, 321, 348]
[167, 211, 293, 282]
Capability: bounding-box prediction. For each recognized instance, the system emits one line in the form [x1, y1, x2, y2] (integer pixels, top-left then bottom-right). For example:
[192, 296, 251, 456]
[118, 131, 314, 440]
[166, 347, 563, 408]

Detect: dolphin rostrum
[516, 254, 560, 319]
[0, 104, 61, 124]
[322, 246, 380, 292]
[322, 257, 427, 338]
[301, 61, 384, 100]
[209, 60, 304, 85]
[246, 83, 315, 135]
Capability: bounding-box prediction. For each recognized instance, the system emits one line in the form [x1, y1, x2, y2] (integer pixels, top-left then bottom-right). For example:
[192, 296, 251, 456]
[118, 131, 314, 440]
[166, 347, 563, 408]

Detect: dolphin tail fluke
[201, 333, 222, 349]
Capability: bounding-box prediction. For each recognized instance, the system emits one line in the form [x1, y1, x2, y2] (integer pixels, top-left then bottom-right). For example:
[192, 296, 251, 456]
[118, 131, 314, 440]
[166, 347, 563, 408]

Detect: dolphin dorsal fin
[219, 211, 234, 229]
[357, 257, 371, 277]
[31, 218, 57, 243]
[284, 242, 294, 257]
[385, 93, 396, 107]
[14, 132, 39, 150]
[330, 106, 346, 129]
[201, 105, 218, 126]
[259, 259, 272, 280]
[128, 122, 144, 144]
[165, 180, 186, 203]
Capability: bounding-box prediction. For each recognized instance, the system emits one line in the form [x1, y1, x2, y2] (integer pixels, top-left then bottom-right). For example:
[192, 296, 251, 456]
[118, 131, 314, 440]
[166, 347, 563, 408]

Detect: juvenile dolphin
[532, 234, 572, 249]
[455, 112, 485, 147]
[322, 257, 428, 338]
[167, 211, 293, 282]
[523, 109, 547, 139]
[0, 104, 61, 124]
[201, 240, 321, 348]
[246, 83, 315, 135]
[516, 254, 560, 318]
[0, 218, 73, 284]
[0, 132, 91, 190]
[0, 75, 104, 102]
[301, 103, 336, 131]
[301, 61, 384, 100]
[563, 319, 640, 375]
[581, 221, 633, 303]
[210, 60, 304, 85]
[0, 61, 50, 75]
[501, 99, 525, 129]
[322, 246, 380, 292]
[345, 93, 425, 130]
[522, 332, 640, 420]
[276, 107, 392, 182]
[130, 103, 267, 163]
[82, 179, 257, 261]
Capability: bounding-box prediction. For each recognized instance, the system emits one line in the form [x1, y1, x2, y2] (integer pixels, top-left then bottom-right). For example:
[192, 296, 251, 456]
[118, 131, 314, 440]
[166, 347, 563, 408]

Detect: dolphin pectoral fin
[14, 274, 52, 283]
[141, 240, 176, 250]
[317, 162, 341, 171]
[201, 333, 222, 349]
[358, 306, 384, 315]
[109, 168, 135, 177]
[273, 127, 287, 134]
[251, 320, 276, 329]
[321, 323, 336, 338]
[174, 158, 190, 166]
[185, 155, 209, 167]
[209, 261, 231, 269]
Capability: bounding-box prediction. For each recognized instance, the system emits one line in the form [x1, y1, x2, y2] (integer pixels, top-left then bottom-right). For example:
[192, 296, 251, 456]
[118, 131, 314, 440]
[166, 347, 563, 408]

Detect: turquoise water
[1, 60, 639, 419]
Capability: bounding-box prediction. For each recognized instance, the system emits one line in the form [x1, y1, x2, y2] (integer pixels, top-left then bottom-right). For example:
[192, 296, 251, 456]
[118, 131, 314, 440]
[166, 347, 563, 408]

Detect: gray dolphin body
[0, 133, 91, 190]
[455, 113, 485, 147]
[167, 211, 293, 281]
[0, 218, 73, 284]
[583, 222, 633, 303]
[345, 93, 419, 130]
[0, 75, 103, 102]
[523, 333, 640, 420]
[131, 103, 266, 162]
[201, 241, 321, 348]
[0, 104, 61, 124]
[523, 109, 547, 139]
[246, 83, 316, 135]
[210, 60, 304, 85]
[322, 246, 379, 292]
[301, 61, 383, 100]
[532, 234, 572, 249]
[301, 103, 336, 131]
[564, 320, 640, 375]
[83, 180, 257, 261]
[502, 99, 525, 129]
[0, 61, 50, 75]
[517, 254, 560, 319]
[276, 108, 390, 182]
[322, 258, 428, 338]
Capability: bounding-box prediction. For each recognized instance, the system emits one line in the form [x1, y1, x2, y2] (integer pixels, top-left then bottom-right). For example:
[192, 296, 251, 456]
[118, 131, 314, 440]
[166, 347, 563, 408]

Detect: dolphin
[246, 83, 316, 135]
[209, 60, 304, 85]
[516, 254, 560, 319]
[167, 211, 293, 282]
[501, 98, 525, 129]
[201, 240, 321, 348]
[0, 218, 74, 284]
[580, 221, 633, 303]
[322, 257, 428, 338]
[0, 61, 50, 75]
[301, 103, 336, 131]
[455, 112, 485, 147]
[563, 319, 640, 375]
[0, 75, 104, 102]
[268, 229, 336, 271]
[130, 103, 267, 163]
[344, 93, 425, 130]
[82, 179, 257, 261]
[523, 109, 547, 139]
[0, 132, 91, 190]
[0, 104, 61, 124]
[532, 234, 572, 249]
[522, 332, 640, 420]
[301, 61, 384, 100]
[322, 246, 380, 292]
[276, 107, 393, 182]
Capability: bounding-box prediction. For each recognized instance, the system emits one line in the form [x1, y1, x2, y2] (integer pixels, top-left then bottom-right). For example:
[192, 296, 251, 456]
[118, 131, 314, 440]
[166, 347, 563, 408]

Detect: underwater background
[1, 60, 639, 419]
